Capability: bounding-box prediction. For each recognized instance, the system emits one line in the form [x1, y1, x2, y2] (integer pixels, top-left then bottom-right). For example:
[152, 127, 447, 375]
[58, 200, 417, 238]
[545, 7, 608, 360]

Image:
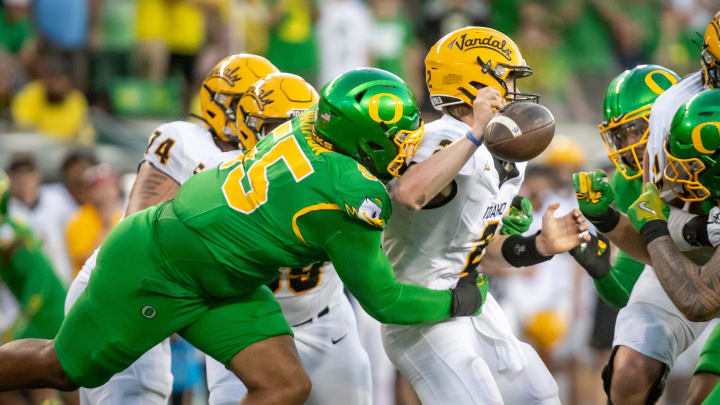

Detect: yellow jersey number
[221, 121, 314, 214]
[268, 262, 325, 295]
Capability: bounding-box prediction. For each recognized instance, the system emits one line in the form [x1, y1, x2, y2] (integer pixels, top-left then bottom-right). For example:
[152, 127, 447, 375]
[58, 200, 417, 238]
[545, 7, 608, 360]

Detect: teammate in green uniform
[0, 170, 66, 342]
[570, 65, 682, 405]
[570, 65, 679, 309]
[0, 68, 587, 405]
[626, 89, 720, 405]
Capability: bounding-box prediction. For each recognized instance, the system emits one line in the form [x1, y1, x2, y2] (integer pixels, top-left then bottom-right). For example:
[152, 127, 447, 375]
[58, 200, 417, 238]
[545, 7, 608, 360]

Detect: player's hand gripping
[450, 268, 488, 316]
[573, 169, 615, 215]
[536, 203, 591, 256]
[627, 182, 669, 232]
[501, 196, 533, 235]
[469, 87, 505, 142]
[569, 233, 611, 279]
[572, 169, 622, 232]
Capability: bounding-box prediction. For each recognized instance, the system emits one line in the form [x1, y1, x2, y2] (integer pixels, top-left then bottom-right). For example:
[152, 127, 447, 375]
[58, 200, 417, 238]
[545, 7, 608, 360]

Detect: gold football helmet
[199, 54, 279, 144]
[237, 72, 319, 149]
[703, 12, 720, 88]
[425, 26, 537, 110]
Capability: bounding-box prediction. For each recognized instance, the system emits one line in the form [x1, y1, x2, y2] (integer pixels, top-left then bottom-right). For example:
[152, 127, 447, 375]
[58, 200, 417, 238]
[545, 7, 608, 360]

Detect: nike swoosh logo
[331, 333, 348, 345]
[638, 201, 657, 215]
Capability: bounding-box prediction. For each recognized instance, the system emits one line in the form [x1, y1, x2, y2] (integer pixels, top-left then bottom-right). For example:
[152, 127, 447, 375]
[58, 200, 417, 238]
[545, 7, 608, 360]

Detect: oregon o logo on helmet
[368, 93, 403, 124]
[644, 70, 678, 95]
[141, 305, 157, 319]
[691, 122, 720, 154]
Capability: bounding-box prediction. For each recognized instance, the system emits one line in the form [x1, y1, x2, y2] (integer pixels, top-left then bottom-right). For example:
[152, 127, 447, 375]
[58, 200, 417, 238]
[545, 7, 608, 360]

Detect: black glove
[569, 233, 611, 279]
[450, 269, 484, 316]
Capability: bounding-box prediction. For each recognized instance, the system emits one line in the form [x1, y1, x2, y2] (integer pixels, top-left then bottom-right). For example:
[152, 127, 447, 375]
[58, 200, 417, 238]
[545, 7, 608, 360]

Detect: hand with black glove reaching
[569, 233, 611, 279]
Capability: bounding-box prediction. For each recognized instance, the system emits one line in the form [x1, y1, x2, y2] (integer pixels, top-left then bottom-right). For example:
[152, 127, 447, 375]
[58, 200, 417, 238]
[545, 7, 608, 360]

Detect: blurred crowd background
[1, 0, 719, 404]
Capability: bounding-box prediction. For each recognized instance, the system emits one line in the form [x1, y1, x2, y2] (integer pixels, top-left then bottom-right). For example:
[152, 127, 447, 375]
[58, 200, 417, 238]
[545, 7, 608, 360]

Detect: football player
[0, 68, 523, 405]
[627, 88, 720, 405]
[572, 13, 720, 405]
[381, 26, 588, 405]
[570, 65, 701, 405]
[204, 73, 373, 405]
[63, 53, 278, 405]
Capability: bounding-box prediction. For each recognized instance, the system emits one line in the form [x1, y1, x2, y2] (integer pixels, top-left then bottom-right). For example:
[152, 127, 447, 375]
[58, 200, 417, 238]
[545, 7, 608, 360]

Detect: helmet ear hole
[368, 141, 384, 151]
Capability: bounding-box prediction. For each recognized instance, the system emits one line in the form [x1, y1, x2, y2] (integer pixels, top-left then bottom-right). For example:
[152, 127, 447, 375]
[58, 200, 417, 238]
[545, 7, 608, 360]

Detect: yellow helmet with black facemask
[702, 12, 720, 89]
[237, 73, 319, 149]
[425, 26, 537, 110]
[199, 54, 278, 146]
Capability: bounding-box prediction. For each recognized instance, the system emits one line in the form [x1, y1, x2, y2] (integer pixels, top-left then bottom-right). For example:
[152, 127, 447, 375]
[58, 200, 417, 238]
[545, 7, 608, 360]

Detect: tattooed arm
[647, 236, 720, 321]
[124, 162, 180, 216]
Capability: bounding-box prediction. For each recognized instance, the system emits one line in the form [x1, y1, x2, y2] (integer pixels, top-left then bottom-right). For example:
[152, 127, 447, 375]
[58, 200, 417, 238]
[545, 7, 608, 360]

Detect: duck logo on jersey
[345, 198, 385, 227]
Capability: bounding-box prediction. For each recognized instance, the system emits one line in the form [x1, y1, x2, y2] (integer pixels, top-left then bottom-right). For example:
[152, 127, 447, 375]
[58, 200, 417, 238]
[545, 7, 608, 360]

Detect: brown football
[484, 102, 555, 162]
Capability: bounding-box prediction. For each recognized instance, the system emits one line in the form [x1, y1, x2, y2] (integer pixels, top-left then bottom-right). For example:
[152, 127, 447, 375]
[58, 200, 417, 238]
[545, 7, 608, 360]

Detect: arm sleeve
[593, 250, 644, 310]
[297, 209, 451, 324]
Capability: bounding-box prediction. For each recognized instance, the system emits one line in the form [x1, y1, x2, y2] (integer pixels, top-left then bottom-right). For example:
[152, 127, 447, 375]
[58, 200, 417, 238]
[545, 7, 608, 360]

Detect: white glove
[708, 206, 720, 248]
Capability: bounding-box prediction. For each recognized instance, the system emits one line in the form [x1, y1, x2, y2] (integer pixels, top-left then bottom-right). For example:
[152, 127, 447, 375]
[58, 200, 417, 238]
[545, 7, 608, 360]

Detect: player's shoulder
[329, 155, 391, 229]
[423, 114, 468, 144]
[153, 121, 210, 143]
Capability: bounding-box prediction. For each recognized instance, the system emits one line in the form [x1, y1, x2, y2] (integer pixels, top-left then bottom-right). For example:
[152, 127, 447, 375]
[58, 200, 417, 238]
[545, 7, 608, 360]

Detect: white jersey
[384, 114, 526, 289]
[647, 71, 705, 185]
[273, 262, 343, 326]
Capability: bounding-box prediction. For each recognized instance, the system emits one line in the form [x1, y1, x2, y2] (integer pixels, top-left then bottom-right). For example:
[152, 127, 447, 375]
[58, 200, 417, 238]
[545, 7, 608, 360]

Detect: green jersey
[174, 111, 390, 281]
[593, 168, 644, 309]
[0, 217, 66, 341]
[172, 111, 452, 324]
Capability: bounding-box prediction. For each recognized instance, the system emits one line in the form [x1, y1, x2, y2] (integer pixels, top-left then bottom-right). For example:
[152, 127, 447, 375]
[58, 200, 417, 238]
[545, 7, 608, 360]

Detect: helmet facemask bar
[663, 141, 711, 201]
[476, 56, 539, 104]
[205, 83, 242, 143]
[598, 107, 651, 180]
[387, 121, 425, 177]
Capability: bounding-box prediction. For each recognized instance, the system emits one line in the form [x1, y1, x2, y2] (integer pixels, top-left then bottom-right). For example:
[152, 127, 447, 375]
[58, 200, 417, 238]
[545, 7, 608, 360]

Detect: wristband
[583, 206, 621, 233]
[640, 220, 670, 245]
[501, 231, 553, 267]
[466, 131, 483, 147]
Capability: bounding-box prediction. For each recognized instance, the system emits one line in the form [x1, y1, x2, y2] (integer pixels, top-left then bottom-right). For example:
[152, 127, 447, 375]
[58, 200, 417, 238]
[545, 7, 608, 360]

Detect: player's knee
[40, 340, 78, 391]
[243, 362, 311, 403]
[609, 348, 665, 404]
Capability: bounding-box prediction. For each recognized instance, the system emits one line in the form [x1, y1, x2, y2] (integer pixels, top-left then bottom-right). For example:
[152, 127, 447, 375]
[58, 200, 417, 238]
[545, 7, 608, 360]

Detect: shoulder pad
[144, 121, 216, 184]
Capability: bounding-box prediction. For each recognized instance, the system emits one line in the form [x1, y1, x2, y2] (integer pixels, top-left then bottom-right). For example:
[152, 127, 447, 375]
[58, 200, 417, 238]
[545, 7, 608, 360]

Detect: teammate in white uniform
[202, 73, 372, 405]
[63, 54, 278, 405]
[381, 27, 590, 405]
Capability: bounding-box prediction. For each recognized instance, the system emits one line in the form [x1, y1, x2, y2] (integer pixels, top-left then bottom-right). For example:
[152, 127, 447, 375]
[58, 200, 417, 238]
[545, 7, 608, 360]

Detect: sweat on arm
[296, 209, 452, 324]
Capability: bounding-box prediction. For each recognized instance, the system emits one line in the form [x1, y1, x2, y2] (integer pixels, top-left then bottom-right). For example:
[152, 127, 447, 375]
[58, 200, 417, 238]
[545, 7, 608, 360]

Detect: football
[484, 102, 555, 162]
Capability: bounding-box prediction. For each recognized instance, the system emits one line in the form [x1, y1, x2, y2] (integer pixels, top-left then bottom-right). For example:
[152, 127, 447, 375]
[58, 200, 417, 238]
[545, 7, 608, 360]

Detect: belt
[291, 306, 330, 327]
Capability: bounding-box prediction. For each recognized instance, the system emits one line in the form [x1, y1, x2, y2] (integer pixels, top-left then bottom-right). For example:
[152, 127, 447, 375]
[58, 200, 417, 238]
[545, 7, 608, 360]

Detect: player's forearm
[604, 214, 651, 264]
[357, 283, 452, 325]
[392, 137, 478, 210]
[124, 162, 180, 216]
[593, 252, 644, 310]
[647, 234, 720, 321]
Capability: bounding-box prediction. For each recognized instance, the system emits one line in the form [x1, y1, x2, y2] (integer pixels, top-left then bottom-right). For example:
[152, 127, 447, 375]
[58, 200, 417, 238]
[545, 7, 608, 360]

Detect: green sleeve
[298, 210, 451, 324]
[0, 220, 66, 340]
[593, 250, 644, 310]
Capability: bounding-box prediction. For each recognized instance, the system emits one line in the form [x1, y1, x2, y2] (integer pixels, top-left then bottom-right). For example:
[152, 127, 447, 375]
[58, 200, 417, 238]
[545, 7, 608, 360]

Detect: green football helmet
[314, 68, 423, 182]
[599, 65, 679, 180]
[664, 88, 720, 203]
[0, 169, 9, 221]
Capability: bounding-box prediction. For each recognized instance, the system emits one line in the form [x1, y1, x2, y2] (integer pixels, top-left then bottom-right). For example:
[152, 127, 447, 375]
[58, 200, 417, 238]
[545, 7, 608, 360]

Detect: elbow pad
[668, 207, 709, 250]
